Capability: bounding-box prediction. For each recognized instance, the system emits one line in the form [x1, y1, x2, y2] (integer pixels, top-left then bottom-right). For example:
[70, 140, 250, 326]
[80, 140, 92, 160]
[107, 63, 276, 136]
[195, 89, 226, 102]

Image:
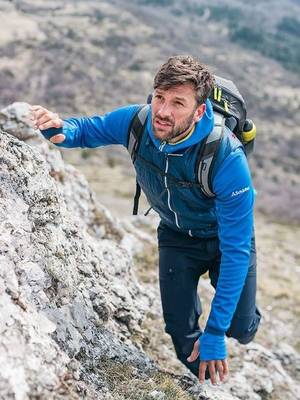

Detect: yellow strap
[224, 100, 229, 112]
[217, 88, 222, 102]
[214, 87, 218, 100]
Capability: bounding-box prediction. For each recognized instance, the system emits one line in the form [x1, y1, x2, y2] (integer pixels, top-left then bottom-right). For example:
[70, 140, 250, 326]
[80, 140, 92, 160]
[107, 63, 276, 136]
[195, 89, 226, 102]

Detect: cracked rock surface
[0, 118, 156, 399]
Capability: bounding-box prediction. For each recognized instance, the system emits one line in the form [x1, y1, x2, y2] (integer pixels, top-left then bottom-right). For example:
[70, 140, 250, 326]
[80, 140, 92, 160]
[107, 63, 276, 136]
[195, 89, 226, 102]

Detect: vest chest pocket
[134, 158, 165, 205]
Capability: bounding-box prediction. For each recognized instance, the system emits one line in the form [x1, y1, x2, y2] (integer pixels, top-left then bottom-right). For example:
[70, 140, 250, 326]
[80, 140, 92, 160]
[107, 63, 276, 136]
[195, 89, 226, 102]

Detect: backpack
[127, 76, 256, 215]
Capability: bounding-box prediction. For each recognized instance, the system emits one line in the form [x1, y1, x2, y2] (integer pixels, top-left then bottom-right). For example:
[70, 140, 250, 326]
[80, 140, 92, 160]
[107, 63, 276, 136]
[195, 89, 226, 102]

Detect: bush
[208, 5, 242, 25]
[230, 26, 265, 47]
[230, 26, 300, 74]
[203, 5, 300, 75]
[277, 16, 300, 37]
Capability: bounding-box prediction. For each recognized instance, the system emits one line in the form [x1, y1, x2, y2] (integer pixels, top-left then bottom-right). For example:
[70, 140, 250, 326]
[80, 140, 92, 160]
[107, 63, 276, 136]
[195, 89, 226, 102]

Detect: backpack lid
[210, 76, 247, 134]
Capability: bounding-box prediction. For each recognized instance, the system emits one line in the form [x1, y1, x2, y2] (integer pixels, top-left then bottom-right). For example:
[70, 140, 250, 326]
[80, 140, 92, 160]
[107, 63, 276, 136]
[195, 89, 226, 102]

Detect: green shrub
[208, 5, 242, 24]
[277, 16, 300, 37]
[230, 26, 300, 74]
[202, 5, 300, 75]
[230, 26, 264, 47]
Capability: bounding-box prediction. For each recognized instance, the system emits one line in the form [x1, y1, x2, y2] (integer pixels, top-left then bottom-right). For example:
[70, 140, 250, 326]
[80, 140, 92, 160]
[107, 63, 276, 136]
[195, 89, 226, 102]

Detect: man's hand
[30, 105, 65, 144]
[187, 338, 229, 384]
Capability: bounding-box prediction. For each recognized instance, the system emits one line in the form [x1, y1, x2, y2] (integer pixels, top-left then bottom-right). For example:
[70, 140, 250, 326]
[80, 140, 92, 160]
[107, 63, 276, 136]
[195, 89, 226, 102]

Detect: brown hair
[153, 55, 215, 105]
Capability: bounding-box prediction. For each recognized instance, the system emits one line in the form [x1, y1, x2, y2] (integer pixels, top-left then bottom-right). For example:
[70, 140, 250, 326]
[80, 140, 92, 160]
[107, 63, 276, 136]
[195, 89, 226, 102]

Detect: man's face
[151, 83, 206, 142]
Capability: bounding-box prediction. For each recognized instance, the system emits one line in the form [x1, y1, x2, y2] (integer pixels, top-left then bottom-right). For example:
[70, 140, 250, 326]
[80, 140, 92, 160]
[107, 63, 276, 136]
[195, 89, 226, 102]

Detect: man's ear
[194, 103, 206, 122]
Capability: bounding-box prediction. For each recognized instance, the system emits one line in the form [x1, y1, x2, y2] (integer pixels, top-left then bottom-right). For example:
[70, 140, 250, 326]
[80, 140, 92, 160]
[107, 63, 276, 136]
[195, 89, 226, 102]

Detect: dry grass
[96, 357, 193, 400]
[133, 242, 158, 285]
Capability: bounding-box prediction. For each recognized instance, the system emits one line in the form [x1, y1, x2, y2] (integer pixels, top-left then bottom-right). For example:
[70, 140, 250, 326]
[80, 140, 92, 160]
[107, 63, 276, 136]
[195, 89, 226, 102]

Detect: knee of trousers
[226, 310, 262, 345]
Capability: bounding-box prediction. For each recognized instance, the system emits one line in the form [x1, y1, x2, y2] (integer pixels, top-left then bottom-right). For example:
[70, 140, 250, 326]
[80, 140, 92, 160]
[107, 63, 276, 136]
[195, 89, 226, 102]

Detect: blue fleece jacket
[41, 100, 254, 361]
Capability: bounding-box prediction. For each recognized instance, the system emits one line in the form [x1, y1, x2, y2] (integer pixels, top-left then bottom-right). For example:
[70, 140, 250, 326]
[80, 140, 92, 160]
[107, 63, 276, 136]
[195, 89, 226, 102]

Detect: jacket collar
[146, 99, 214, 153]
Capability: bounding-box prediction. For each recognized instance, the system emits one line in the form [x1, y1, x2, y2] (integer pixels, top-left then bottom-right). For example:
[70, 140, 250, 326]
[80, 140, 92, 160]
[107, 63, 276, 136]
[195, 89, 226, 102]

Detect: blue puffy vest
[129, 107, 243, 238]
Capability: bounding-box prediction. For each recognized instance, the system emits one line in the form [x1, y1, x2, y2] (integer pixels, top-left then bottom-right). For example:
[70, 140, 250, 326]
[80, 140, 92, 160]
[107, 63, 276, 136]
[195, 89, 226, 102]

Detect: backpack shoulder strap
[127, 104, 149, 162]
[195, 112, 225, 198]
[127, 104, 149, 215]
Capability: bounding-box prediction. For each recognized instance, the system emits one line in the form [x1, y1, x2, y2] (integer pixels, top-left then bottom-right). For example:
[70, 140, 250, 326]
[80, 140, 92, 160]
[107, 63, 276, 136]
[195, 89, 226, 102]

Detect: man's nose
[157, 102, 172, 118]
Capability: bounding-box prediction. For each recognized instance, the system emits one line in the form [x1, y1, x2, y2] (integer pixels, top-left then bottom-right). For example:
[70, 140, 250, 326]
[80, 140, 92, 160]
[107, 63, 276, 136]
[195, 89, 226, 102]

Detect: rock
[0, 102, 37, 141]
[148, 390, 166, 399]
[222, 343, 300, 400]
[0, 127, 155, 398]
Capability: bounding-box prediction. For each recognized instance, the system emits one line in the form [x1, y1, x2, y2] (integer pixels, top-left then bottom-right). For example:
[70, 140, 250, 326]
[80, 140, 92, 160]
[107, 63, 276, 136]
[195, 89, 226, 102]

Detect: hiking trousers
[157, 222, 261, 378]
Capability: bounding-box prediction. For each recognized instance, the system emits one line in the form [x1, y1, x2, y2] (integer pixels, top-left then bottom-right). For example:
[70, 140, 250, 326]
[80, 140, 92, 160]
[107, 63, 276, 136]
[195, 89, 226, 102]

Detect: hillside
[0, 0, 299, 222]
[1, 2, 300, 399]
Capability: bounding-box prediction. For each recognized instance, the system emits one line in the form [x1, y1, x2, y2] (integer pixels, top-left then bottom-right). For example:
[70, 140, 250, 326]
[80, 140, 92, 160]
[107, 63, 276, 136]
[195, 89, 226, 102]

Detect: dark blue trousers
[157, 222, 261, 378]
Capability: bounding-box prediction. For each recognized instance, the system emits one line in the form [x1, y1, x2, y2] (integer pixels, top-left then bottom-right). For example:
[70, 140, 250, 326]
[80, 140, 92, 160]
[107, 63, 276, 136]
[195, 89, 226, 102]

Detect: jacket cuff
[40, 126, 63, 141]
[199, 332, 227, 361]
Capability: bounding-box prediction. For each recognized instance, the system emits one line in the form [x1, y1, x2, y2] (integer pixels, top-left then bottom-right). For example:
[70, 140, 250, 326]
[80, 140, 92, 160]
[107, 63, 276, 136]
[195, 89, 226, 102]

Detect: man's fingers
[30, 107, 61, 129]
[222, 359, 229, 380]
[30, 109, 48, 127]
[30, 107, 46, 118]
[30, 105, 43, 109]
[31, 108, 63, 130]
[198, 361, 207, 383]
[50, 134, 65, 144]
[30, 105, 41, 113]
[216, 360, 224, 382]
[31, 109, 50, 121]
[34, 114, 53, 126]
[38, 118, 62, 130]
[187, 339, 199, 363]
[39, 113, 59, 124]
[208, 361, 217, 385]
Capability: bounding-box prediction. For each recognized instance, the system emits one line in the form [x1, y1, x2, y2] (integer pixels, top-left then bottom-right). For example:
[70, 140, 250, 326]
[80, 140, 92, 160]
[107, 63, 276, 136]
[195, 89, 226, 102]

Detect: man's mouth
[154, 118, 173, 128]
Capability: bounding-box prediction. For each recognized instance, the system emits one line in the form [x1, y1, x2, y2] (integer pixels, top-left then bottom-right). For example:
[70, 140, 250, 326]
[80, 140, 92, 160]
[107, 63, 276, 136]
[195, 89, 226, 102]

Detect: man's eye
[155, 94, 162, 100]
[175, 101, 184, 107]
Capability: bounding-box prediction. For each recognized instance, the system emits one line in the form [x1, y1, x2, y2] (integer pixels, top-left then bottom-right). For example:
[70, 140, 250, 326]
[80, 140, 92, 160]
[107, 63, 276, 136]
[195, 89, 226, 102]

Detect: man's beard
[152, 110, 195, 142]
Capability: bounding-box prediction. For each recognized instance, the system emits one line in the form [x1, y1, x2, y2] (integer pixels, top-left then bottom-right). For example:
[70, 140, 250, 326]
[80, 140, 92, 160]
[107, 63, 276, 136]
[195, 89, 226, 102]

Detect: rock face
[0, 105, 155, 399]
[0, 103, 300, 400]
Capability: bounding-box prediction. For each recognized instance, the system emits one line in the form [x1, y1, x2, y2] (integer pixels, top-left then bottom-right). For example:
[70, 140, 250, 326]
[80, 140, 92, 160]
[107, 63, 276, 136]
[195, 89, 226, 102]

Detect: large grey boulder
[0, 122, 155, 398]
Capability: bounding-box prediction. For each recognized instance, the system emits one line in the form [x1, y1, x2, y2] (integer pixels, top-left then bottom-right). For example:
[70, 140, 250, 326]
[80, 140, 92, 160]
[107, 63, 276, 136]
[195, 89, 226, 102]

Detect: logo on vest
[231, 186, 250, 197]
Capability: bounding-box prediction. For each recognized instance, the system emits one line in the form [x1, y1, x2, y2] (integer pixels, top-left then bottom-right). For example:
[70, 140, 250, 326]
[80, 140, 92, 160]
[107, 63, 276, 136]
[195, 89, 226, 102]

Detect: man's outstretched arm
[30, 104, 141, 148]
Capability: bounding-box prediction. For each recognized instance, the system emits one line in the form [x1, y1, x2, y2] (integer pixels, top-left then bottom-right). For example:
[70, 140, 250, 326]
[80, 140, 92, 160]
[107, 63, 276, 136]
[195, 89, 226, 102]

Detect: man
[31, 55, 261, 385]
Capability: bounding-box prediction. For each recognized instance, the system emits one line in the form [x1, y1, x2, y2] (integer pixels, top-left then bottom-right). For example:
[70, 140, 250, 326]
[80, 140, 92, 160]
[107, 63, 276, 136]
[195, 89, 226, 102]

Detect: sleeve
[199, 147, 255, 361]
[40, 104, 141, 149]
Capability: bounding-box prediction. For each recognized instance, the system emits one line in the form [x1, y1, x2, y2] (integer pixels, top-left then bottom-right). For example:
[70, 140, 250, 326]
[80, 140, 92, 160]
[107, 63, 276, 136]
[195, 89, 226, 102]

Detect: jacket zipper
[165, 155, 180, 229]
[159, 140, 167, 151]
[159, 143, 184, 230]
